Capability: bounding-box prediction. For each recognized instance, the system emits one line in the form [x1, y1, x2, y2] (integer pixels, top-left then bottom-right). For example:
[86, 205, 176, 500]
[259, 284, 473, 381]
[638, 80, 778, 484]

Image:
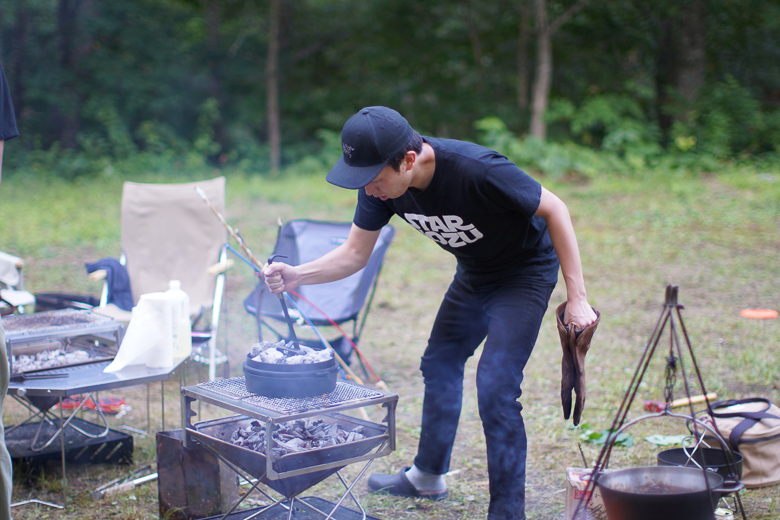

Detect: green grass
[1, 164, 779, 519]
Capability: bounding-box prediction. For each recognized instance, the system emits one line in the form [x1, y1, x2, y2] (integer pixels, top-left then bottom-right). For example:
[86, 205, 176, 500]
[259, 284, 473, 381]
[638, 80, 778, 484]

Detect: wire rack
[196, 378, 385, 415]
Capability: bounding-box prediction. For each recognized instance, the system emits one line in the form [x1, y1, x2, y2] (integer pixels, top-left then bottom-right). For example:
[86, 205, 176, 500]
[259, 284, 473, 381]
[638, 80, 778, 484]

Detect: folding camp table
[6, 357, 186, 483]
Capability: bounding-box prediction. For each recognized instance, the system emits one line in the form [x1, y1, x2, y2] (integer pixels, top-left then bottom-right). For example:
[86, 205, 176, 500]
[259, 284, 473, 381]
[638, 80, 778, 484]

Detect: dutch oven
[243, 352, 338, 398]
[658, 447, 743, 481]
[597, 466, 733, 520]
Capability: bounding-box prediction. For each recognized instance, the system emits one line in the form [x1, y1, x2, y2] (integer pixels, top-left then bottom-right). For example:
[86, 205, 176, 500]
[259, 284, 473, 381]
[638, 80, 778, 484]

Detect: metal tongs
[10, 371, 69, 383]
[267, 254, 302, 354]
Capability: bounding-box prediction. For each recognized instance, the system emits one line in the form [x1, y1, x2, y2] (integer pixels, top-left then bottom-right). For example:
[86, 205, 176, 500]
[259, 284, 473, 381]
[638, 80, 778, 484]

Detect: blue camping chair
[243, 220, 394, 372]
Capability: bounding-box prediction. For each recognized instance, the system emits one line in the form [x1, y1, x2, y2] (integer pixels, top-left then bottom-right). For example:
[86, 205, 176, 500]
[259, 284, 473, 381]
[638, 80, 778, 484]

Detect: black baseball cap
[326, 106, 414, 189]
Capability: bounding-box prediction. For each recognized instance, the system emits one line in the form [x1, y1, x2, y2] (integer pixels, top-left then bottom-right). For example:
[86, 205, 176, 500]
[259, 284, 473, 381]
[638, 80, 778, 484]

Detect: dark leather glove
[556, 302, 601, 426]
[570, 308, 600, 425]
[557, 302, 576, 421]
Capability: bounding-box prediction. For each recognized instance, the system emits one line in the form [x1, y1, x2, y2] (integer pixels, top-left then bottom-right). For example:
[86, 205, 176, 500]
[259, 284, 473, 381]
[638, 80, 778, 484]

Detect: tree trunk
[530, 0, 588, 140]
[654, 17, 674, 141]
[267, 0, 281, 176]
[530, 0, 550, 140]
[517, 0, 531, 112]
[55, 0, 81, 149]
[206, 0, 226, 158]
[674, 0, 706, 112]
[654, 1, 706, 142]
[11, 5, 28, 121]
[464, 1, 484, 89]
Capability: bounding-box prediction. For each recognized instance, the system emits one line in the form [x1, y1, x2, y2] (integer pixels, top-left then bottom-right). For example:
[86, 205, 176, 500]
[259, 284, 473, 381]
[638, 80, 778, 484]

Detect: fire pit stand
[181, 378, 398, 520]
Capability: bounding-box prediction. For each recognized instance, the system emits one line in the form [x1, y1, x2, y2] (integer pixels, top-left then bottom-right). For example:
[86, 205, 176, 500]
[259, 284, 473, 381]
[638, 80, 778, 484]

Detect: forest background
[0, 0, 779, 179]
[1, 2, 779, 519]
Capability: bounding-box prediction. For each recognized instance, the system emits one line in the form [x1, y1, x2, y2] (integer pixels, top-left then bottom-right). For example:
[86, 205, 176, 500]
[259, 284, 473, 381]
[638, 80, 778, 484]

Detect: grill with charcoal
[3, 308, 124, 375]
[182, 377, 398, 506]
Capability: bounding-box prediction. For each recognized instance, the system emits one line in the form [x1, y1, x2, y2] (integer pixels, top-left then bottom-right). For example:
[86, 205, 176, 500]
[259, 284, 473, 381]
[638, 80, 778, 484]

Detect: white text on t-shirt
[403, 213, 484, 248]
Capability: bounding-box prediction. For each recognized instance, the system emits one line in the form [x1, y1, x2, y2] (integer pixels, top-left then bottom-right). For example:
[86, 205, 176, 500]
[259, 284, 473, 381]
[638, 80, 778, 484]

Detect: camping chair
[243, 220, 394, 375]
[0, 251, 35, 315]
[89, 177, 230, 380]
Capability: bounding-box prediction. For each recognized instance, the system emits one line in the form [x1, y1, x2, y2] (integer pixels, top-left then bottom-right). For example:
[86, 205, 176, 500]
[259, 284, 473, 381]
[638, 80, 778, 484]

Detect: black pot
[597, 466, 727, 520]
[243, 353, 338, 398]
[658, 447, 743, 481]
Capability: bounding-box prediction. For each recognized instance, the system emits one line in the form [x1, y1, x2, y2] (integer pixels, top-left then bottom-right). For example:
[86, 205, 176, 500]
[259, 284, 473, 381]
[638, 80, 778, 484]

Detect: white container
[167, 280, 192, 359]
[105, 292, 174, 371]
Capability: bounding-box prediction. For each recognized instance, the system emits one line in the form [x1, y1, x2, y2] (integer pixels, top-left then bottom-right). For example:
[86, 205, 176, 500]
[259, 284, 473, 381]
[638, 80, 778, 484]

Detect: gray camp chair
[243, 220, 394, 375]
[89, 176, 231, 380]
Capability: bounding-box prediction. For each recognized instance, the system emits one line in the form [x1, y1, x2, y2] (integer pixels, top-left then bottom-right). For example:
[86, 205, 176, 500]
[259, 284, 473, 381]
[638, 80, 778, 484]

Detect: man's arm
[263, 223, 381, 294]
[1, 61, 20, 187]
[535, 187, 597, 329]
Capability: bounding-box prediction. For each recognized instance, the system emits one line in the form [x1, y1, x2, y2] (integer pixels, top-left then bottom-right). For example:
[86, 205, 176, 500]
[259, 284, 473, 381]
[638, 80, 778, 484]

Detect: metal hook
[665, 284, 678, 307]
[664, 284, 685, 310]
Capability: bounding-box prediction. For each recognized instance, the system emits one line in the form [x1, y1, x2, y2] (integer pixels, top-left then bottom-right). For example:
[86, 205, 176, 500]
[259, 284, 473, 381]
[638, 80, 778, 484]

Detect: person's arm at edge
[263, 223, 381, 294]
[535, 186, 597, 329]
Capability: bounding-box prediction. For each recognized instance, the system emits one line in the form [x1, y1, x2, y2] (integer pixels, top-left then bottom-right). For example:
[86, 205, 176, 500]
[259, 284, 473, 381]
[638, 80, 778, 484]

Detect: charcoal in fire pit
[3, 309, 124, 374]
[229, 418, 365, 458]
[12, 348, 92, 372]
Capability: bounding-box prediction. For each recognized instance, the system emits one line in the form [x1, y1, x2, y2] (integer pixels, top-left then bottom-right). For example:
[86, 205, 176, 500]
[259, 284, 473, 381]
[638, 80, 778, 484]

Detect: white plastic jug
[167, 280, 192, 359]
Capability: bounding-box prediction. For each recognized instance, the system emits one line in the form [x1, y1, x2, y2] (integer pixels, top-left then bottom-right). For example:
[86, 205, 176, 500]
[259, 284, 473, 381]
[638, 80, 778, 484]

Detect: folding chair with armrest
[89, 176, 231, 380]
[243, 220, 394, 375]
[0, 251, 35, 315]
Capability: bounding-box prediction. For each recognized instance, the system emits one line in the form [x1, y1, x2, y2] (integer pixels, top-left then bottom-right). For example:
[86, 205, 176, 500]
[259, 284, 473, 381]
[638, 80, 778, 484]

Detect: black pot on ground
[596, 466, 728, 520]
[657, 447, 743, 481]
[243, 353, 338, 398]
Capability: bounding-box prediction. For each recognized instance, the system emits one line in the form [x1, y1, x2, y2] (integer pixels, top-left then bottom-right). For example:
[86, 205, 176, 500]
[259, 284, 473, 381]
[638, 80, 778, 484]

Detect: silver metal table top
[7, 357, 186, 398]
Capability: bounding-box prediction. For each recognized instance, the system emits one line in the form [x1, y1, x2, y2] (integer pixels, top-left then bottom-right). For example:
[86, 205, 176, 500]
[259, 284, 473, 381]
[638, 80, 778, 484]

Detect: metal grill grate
[2, 309, 114, 335]
[197, 378, 384, 414]
[196, 377, 253, 399]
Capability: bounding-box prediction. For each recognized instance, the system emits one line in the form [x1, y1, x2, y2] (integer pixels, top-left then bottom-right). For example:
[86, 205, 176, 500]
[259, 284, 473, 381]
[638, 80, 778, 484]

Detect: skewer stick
[195, 186, 266, 272]
[197, 187, 389, 397]
[94, 473, 158, 499]
[319, 337, 370, 420]
[290, 289, 389, 390]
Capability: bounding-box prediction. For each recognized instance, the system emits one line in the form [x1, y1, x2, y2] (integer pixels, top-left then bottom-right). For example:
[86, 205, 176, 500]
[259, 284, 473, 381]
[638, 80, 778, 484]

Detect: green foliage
[576, 424, 635, 448]
[194, 97, 223, 158]
[15, 144, 104, 180]
[476, 117, 629, 178]
[79, 98, 138, 159]
[760, 109, 780, 156]
[1, 0, 779, 177]
[282, 129, 342, 177]
[135, 120, 190, 156]
[685, 76, 766, 157]
[548, 94, 663, 169]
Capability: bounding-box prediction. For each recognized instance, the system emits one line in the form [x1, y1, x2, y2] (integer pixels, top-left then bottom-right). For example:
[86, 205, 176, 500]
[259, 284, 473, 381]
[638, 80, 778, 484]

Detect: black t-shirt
[353, 137, 559, 287]
[0, 63, 19, 142]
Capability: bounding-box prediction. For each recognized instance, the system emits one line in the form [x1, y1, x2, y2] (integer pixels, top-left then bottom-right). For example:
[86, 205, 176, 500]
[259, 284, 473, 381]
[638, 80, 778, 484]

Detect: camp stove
[3, 309, 124, 376]
[181, 378, 397, 517]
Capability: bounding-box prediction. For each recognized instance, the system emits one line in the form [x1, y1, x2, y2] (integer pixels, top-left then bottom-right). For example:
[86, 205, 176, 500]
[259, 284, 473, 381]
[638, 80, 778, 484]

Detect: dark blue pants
[413, 275, 555, 520]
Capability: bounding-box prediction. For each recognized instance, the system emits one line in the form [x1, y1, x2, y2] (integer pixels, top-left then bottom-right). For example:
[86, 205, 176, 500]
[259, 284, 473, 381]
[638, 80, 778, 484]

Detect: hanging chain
[664, 354, 678, 410]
